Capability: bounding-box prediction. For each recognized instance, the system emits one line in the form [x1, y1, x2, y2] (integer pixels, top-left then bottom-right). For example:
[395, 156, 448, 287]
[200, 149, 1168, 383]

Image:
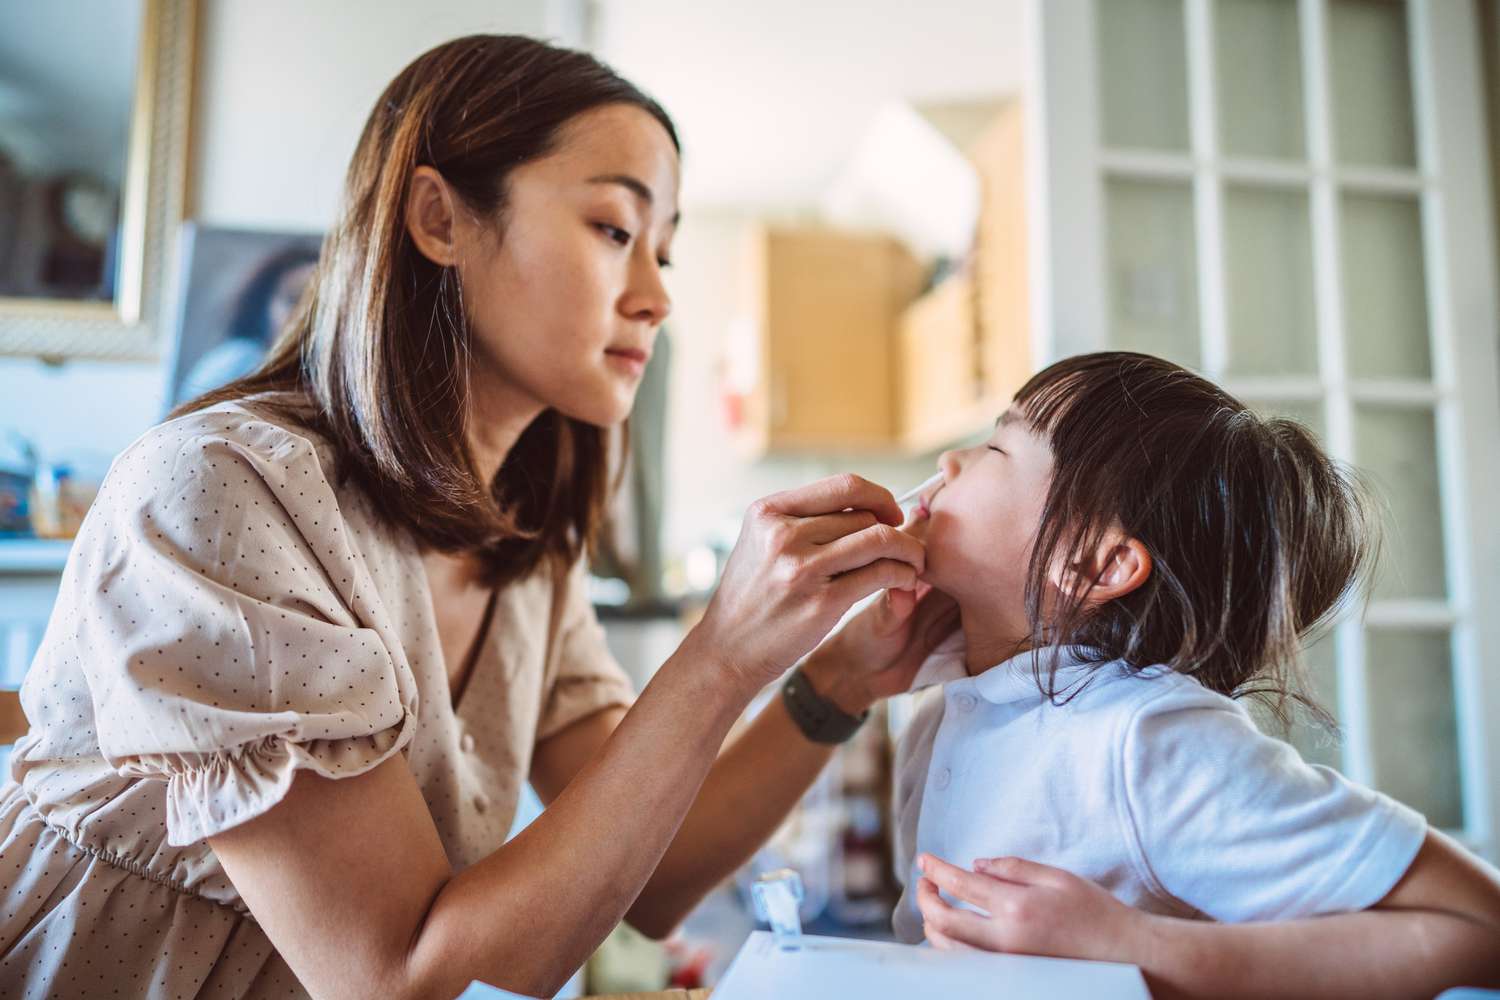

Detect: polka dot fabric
[0, 396, 636, 998]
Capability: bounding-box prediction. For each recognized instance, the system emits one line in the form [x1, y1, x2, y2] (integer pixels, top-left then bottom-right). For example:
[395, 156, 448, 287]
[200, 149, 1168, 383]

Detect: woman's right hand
[692, 474, 926, 691]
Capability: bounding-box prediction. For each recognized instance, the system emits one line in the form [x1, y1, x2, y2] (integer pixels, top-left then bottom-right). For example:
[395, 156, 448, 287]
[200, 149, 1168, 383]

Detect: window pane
[1341, 193, 1431, 378]
[1099, 0, 1190, 150]
[1366, 628, 1463, 828]
[1354, 405, 1446, 599]
[1224, 185, 1317, 375]
[1289, 636, 1342, 769]
[1329, 0, 1417, 167]
[1246, 398, 1325, 439]
[1105, 178, 1201, 366]
[1216, 0, 1305, 160]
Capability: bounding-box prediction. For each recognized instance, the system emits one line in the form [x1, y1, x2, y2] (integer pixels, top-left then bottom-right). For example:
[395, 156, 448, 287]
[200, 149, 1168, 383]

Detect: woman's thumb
[880, 587, 918, 631]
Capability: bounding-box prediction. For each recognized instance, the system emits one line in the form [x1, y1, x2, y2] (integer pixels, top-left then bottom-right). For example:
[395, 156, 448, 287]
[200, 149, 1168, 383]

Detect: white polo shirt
[891, 640, 1427, 944]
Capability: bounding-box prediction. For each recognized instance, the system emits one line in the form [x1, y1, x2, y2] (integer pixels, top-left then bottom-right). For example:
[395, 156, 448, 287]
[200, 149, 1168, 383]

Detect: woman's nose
[621, 255, 672, 326]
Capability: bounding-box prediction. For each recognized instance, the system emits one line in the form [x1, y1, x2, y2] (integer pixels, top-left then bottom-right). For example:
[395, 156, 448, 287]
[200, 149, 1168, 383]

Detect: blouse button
[956, 693, 978, 713]
[473, 793, 489, 813]
[934, 767, 952, 791]
[460, 733, 476, 754]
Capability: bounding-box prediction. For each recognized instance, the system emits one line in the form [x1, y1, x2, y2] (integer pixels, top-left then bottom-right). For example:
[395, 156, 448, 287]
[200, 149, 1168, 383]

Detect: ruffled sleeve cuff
[144, 710, 416, 846]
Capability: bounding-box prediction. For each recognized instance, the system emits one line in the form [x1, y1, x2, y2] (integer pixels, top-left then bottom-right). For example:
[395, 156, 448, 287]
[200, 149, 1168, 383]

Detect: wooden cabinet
[731, 102, 1031, 455]
[732, 225, 926, 453]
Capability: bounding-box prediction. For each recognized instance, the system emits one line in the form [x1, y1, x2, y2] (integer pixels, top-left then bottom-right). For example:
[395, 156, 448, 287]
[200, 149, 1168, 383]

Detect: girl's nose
[938, 449, 962, 482]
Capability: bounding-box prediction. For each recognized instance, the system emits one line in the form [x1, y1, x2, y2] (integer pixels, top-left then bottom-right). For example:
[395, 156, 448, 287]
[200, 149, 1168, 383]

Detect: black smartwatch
[781, 667, 868, 744]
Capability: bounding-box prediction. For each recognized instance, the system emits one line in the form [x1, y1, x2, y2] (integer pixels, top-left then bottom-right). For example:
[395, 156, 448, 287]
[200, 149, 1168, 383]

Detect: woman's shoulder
[112, 392, 333, 485]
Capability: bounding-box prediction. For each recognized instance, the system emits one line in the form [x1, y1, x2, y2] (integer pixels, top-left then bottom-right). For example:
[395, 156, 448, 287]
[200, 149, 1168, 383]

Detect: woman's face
[454, 103, 680, 429]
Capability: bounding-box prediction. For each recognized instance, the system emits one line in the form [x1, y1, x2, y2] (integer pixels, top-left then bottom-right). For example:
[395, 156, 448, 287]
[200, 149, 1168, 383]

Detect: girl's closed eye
[987, 445, 1007, 456]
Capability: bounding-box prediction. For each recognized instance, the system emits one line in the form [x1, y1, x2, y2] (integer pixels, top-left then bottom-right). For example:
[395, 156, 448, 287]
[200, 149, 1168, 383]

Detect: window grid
[1094, 0, 1473, 837]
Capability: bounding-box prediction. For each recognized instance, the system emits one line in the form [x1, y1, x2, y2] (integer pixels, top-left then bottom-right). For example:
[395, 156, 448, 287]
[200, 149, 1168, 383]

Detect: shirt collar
[910, 635, 1102, 706]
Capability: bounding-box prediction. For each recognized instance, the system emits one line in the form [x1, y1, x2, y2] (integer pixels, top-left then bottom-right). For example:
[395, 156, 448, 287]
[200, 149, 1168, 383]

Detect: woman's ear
[405, 165, 461, 267]
[1046, 529, 1152, 606]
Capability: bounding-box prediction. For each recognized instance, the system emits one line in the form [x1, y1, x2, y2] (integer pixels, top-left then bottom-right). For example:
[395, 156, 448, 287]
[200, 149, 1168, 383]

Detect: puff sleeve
[63, 411, 419, 845]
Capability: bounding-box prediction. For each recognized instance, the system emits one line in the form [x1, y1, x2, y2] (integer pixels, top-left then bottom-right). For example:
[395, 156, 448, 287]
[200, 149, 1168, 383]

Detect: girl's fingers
[974, 855, 1072, 889]
[916, 877, 995, 949]
[923, 923, 976, 952]
[919, 853, 1021, 907]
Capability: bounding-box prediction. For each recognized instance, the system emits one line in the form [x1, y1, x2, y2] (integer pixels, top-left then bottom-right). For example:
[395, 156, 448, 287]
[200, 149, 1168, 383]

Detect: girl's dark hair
[1017, 351, 1376, 729]
[174, 35, 678, 586]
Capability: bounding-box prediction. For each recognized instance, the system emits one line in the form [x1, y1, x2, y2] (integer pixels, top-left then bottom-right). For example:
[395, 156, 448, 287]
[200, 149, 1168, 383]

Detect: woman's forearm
[625, 681, 841, 937]
[408, 629, 760, 998]
[1137, 906, 1500, 1000]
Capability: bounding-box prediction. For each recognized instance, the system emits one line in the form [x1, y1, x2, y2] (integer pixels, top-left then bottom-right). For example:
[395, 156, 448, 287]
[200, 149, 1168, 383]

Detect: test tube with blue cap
[751, 868, 805, 951]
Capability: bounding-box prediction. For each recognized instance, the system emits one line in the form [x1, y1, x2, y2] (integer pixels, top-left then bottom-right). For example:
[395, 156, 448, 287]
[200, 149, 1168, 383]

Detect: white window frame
[1027, 0, 1500, 858]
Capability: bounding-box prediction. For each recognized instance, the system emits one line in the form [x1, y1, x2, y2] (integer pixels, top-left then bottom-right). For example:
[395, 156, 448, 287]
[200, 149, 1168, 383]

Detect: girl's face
[454, 103, 680, 429]
[916, 408, 1055, 632]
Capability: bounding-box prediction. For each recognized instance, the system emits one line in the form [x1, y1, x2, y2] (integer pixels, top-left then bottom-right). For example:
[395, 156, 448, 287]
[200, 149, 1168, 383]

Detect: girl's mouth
[604, 347, 650, 375]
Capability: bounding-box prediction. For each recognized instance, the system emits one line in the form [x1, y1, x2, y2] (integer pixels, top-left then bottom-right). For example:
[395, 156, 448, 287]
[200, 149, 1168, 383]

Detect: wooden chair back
[0, 688, 28, 746]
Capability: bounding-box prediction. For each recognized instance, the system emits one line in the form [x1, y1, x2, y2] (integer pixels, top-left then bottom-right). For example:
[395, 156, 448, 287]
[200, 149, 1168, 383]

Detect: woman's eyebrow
[587, 174, 681, 225]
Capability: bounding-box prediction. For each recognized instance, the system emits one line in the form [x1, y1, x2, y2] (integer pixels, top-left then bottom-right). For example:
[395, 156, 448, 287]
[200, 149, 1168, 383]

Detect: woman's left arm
[915, 830, 1500, 1000]
[532, 584, 957, 938]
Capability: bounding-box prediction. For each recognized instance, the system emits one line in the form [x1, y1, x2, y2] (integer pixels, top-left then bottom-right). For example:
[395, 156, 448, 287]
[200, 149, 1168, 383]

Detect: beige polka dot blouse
[0, 396, 636, 998]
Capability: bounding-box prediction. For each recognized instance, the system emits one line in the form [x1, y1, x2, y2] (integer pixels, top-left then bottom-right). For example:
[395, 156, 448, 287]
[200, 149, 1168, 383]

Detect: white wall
[0, 0, 563, 469]
[593, 0, 1027, 210]
[190, 0, 560, 231]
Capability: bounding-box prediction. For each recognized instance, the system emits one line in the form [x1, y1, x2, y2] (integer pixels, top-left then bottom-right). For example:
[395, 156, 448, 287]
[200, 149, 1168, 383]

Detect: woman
[0, 36, 953, 999]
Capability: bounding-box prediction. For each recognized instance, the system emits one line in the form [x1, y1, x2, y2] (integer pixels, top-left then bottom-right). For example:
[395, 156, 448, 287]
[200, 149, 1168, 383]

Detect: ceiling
[592, 0, 1028, 210]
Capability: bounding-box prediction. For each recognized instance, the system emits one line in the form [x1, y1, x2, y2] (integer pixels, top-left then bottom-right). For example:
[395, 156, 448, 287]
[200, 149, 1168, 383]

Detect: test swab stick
[895, 472, 944, 507]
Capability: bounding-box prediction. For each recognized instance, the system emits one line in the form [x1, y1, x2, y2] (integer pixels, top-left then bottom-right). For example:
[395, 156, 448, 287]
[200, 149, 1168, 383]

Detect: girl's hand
[915, 854, 1149, 965]
[693, 474, 926, 691]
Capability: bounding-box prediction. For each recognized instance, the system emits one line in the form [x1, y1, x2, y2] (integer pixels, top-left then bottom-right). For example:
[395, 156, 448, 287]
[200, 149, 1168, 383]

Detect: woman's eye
[596, 223, 632, 246]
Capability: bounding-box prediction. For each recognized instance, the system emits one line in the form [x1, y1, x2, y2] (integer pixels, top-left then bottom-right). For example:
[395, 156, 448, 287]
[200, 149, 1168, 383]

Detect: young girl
[892, 351, 1500, 997]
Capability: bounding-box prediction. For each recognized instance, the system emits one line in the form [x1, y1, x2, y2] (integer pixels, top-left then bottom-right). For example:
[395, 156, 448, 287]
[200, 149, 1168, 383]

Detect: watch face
[62, 179, 117, 245]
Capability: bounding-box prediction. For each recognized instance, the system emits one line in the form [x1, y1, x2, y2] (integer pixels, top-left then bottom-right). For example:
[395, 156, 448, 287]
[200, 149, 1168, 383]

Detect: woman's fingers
[758, 474, 903, 526]
[797, 509, 880, 545]
[817, 522, 925, 578]
[910, 588, 959, 651]
[828, 559, 919, 608]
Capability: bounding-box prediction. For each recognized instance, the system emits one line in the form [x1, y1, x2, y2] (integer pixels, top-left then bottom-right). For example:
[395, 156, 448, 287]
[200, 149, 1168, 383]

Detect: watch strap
[781, 667, 868, 744]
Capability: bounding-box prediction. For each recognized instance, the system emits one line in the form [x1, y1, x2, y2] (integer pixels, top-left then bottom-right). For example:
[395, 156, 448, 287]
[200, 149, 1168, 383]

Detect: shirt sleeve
[535, 557, 636, 741]
[66, 410, 419, 846]
[1117, 682, 1427, 922]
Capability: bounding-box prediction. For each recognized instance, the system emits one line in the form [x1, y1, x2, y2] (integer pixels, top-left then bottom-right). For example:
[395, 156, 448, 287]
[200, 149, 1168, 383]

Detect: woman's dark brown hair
[175, 35, 678, 586]
[1015, 351, 1377, 730]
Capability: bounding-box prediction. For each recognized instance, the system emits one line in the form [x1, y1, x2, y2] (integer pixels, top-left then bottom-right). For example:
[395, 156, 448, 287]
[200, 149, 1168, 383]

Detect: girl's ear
[405, 165, 462, 267]
[1046, 529, 1152, 606]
